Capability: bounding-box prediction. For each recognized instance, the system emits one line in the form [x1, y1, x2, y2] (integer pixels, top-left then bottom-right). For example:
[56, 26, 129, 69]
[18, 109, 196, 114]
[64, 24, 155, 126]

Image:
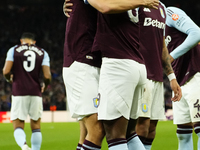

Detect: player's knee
[136, 124, 149, 137]
[137, 128, 149, 137]
[87, 122, 105, 140]
[149, 126, 156, 134]
[94, 124, 105, 139]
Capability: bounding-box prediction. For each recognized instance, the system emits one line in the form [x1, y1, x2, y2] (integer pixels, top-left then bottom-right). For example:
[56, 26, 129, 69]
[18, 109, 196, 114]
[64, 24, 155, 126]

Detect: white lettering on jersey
[143, 8, 151, 12]
[16, 45, 29, 53]
[127, 9, 139, 23]
[143, 17, 165, 29]
[29, 46, 43, 56]
[165, 35, 171, 47]
[16, 45, 43, 56]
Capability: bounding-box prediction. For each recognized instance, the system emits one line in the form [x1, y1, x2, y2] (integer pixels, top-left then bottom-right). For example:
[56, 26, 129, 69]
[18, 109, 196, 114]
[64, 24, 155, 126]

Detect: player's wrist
[5, 78, 12, 83]
[4, 74, 13, 83]
[5, 78, 10, 82]
[167, 73, 176, 81]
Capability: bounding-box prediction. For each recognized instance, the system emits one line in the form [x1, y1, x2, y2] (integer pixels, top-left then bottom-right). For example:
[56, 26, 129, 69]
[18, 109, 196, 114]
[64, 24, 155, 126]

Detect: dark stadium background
[0, 0, 199, 111]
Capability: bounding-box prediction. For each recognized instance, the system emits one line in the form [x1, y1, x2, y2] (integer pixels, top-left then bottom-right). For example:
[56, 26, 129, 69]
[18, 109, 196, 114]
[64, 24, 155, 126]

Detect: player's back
[63, 0, 101, 68]
[94, 9, 144, 64]
[12, 44, 45, 96]
[139, 2, 166, 82]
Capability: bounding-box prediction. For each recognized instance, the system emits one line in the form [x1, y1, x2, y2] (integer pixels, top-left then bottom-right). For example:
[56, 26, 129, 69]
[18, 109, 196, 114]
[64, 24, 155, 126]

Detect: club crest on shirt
[142, 103, 148, 113]
[160, 8, 165, 18]
[93, 94, 100, 108]
[172, 14, 179, 21]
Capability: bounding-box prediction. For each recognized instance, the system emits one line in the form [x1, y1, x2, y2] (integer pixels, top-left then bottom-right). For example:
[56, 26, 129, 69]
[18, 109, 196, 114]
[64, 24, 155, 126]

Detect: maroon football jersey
[139, 2, 166, 82]
[93, 9, 144, 64]
[165, 26, 200, 86]
[63, 0, 101, 68]
[12, 44, 45, 96]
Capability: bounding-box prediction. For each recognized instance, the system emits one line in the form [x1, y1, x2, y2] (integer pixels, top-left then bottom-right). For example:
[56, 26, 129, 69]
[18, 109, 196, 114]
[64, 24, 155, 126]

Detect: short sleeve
[42, 50, 50, 67]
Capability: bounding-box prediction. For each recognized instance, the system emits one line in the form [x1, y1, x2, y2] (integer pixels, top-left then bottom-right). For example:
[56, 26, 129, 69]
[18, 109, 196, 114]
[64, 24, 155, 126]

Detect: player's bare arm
[162, 39, 173, 76]
[42, 65, 51, 92]
[162, 39, 182, 102]
[169, 54, 174, 63]
[63, 0, 73, 17]
[2, 61, 13, 83]
[87, 0, 159, 14]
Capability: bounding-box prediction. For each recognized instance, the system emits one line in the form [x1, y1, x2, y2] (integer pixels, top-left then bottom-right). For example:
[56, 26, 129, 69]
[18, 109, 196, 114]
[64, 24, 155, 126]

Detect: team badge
[172, 14, 179, 21]
[93, 94, 100, 108]
[159, 8, 165, 18]
[142, 103, 148, 113]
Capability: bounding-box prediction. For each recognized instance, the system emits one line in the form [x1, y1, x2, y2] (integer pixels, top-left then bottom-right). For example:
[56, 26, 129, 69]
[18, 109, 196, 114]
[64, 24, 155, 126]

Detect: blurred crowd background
[0, 0, 200, 112]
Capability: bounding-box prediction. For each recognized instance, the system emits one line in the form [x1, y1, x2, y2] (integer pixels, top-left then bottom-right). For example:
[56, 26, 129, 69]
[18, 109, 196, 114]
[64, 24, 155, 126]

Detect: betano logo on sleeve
[172, 14, 179, 21]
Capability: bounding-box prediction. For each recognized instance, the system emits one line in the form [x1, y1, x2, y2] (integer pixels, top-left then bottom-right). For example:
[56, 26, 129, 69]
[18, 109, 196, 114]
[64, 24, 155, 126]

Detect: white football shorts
[173, 72, 200, 124]
[11, 95, 43, 121]
[138, 79, 166, 120]
[98, 58, 147, 120]
[63, 61, 100, 120]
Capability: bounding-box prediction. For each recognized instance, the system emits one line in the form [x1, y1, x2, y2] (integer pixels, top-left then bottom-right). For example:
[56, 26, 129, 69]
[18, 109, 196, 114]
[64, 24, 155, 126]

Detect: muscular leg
[136, 117, 150, 142]
[144, 120, 158, 150]
[79, 120, 87, 143]
[13, 119, 27, 149]
[127, 118, 146, 150]
[104, 117, 129, 150]
[81, 113, 105, 150]
[30, 118, 41, 130]
[147, 120, 158, 139]
[30, 118, 42, 150]
[13, 119, 25, 130]
[135, 118, 158, 150]
[176, 123, 193, 150]
[77, 120, 87, 150]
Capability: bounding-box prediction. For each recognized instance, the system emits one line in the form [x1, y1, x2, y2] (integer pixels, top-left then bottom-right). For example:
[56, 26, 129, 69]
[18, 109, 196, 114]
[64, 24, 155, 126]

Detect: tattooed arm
[162, 38, 182, 102]
[162, 38, 174, 76]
